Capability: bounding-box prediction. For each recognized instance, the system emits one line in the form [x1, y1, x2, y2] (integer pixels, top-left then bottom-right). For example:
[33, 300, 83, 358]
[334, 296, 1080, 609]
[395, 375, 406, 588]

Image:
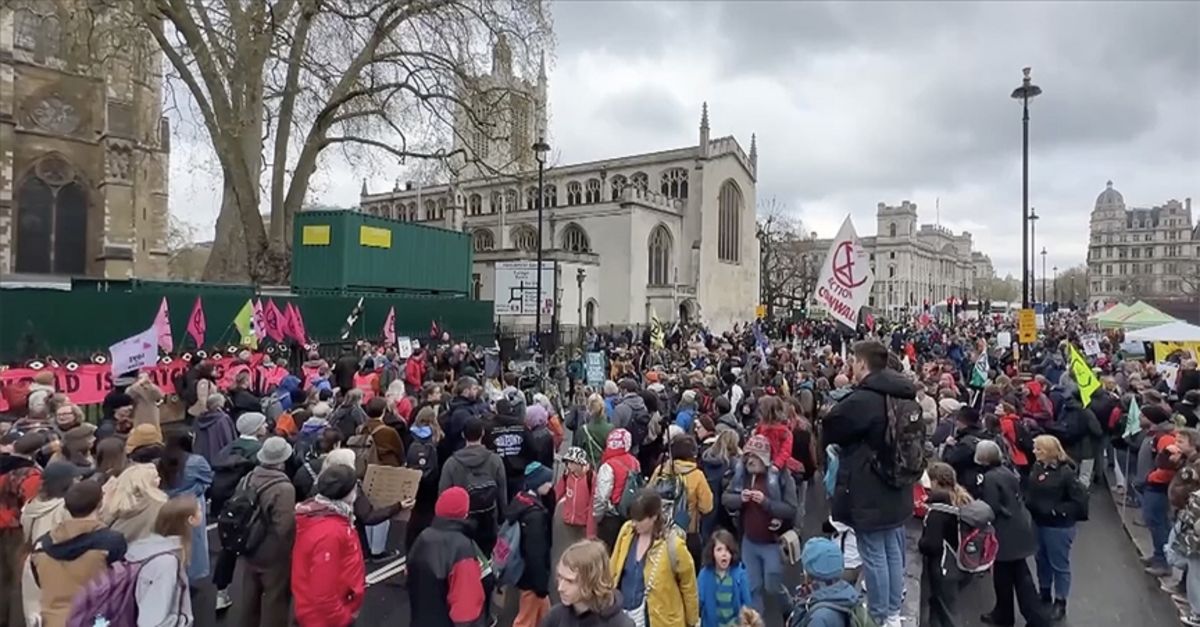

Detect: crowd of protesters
[0, 307, 1196, 627]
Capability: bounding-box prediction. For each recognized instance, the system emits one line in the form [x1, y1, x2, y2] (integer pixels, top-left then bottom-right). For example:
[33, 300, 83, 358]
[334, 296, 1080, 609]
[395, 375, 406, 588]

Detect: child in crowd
[555, 447, 596, 541]
[822, 518, 861, 585]
[510, 462, 554, 627]
[787, 538, 862, 627]
[698, 529, 753, 627]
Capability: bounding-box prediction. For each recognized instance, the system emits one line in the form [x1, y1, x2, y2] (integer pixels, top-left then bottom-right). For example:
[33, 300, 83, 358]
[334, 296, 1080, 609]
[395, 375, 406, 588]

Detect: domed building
[1086, 180, 1198, 313]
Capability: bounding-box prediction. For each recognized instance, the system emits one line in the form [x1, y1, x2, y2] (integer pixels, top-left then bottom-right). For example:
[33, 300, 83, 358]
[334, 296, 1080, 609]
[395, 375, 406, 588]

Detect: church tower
[451, 36, 547, 180]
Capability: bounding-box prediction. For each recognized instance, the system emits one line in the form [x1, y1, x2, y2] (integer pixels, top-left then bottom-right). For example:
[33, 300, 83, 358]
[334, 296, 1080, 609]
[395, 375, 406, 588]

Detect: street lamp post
[1053, 265, 1059, 303]
[532, 137, 550, 352]
[1040, 247, 1047, 304]
[1011, 67, 1042, 310]
[576, 268, 586, 346]
[1029, 207, 1039, 303]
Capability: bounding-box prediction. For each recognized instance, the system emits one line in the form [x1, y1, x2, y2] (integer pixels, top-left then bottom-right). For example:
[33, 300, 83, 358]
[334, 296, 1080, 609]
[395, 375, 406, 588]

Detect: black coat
[333, 353, 359, 393]
[980, 464, 1037, 561]
[485, 406, 530, 489]
[822, 368, 917, 532]
[441, 395, 486, 460]
[540, 593, 635, 627]
[1046, 397, 1102, 461]
[507, 491, 551, 596]
[1024, 461, 1088, 527]
[941, 425, 987, 498]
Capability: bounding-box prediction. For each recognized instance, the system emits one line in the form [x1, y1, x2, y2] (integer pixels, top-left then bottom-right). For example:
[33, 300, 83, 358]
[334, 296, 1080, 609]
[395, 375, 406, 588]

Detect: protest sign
[1081, 334, 1102, 356]
[110, 327, 158, 376]
[397, 337, 413, 359]
[814, 217, 875, 330]
[362, 465, 423, 520]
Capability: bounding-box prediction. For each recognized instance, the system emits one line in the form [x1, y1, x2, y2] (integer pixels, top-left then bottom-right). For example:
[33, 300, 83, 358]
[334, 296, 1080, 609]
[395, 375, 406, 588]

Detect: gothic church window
[561, 224, 590, 253]
[526, 186, 538, 211]
[424, 200, 436, 221]
[473, 229, 495, 252]
[630, 172, 649, 192]
[15, 154, 88, 275]
[610, 175, 628, 201]
[566, 182, 583, 206]
[544, 184, 558, 208]
[585, 179, 601, 204]
[469, 193, 483, 216]
[513, 226, 539, 252]
[717, 180, 743, 263]
[14, 5, 60, 59]
[648, 226, 672, 286]
[660, 168, 689, 199]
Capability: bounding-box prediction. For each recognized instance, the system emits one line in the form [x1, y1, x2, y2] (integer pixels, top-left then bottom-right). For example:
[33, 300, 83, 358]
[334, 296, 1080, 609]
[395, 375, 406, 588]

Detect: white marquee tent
[1125, 321, 1200, 343]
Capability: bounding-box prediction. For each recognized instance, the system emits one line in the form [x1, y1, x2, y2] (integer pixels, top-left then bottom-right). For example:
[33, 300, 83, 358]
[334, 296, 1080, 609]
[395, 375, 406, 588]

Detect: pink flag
[264, 299, 285, 343]
[186, 297, 206, 347]
[252, 299, 264, 341]
[382, 306, 396, 347]
[153, 297, 173, 353]
[288, 303, 309, 346]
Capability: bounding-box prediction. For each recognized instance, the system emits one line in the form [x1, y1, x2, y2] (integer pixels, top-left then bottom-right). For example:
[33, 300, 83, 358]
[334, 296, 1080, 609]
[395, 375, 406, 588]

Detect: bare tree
[1055, 264, 1089, 306]
[756, 198, 817, 319]
[125, 0, 550, 282]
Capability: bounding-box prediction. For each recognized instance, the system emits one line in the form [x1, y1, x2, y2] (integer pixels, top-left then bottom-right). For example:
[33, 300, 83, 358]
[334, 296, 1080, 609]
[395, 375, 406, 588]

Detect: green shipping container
[292, 211, 472, 294]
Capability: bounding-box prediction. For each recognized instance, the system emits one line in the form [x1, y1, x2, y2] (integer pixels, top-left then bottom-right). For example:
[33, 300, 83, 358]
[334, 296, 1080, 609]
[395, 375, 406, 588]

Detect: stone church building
[359, 37, 760, 332]
[0, 2, 169, 279]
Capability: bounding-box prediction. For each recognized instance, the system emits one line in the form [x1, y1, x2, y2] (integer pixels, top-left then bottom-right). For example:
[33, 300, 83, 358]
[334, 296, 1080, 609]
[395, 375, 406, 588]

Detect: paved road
[952, 488, 1180, 627]
[210, 478, 1175, 627]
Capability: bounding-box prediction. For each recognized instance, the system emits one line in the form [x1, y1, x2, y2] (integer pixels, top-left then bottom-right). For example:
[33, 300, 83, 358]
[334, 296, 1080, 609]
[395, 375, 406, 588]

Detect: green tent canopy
[1097, 300, 1178, 330]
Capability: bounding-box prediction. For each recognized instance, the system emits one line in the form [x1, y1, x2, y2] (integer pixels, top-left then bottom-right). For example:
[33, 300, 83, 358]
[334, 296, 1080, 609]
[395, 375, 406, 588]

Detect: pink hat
[606, 428, 632, 452]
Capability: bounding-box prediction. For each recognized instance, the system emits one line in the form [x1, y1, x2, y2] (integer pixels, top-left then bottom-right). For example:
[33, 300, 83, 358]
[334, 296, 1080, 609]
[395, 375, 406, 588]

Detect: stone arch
[717, 179, 743, 263]
[560, 222, 590, 253]
[648, 224, 673, 286]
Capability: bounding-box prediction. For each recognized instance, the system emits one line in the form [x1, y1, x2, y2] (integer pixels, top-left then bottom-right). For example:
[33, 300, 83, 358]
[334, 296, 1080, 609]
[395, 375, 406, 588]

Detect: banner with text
[814, 217, 875, 329]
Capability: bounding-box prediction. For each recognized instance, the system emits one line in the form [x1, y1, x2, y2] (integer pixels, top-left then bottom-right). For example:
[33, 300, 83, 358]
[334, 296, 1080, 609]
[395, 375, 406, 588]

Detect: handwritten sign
[362, 465, 422, 517]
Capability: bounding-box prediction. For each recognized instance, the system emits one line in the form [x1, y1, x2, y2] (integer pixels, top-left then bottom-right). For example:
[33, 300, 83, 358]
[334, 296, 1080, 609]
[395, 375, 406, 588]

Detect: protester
[94, 436, 128, 487]
[575, 393, 614, 468]
[785, 538, 863, 627]
[509, 461, 555, 627]
[545, 539, 635, 627]
[918, 462, 974, 627]
[526, 403, 558, 469]
[159, 428, 214, 619]
[407, 486, 487, 627]
[610, 490, 699, 627]
[1140, 404, 1180, 578]
[292, 464, 366, 627]
[486, 397, 530, 502]
[194, 393, 236, 465]
[331, 388, 367, 443]
[650, 433, 714, 565]
[442, 377, 486, 457]
[30, 480, 128, 627]
[101, 436, 168, 542]
[697, 529, 752, 627]
[977, 439, 1050, 627]
[554, 447, 596, 569]
[439, 416, 506, 554]
[293, 427, 343, 500]
[594, 429, 640, 550]
[722, 433, 798, 616]
[941, 406, 987, 498]
[821, 340, 916, 627]
[1025, 435, 1088, 621]
[235, 436, 297, 627]
[127, 495, 200, 626]
[19, 461, 78, 626]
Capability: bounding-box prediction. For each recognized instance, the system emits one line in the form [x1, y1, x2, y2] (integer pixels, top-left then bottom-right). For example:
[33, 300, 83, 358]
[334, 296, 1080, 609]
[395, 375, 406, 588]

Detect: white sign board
[1158, 362, 1180, 391]
[109, 326, 158, 375]
[494, 261, 555, 316]
[996, 331, 1012, 349]
[396, 337, 413, 359]
[1081, 334, 1102, 357]
[814, 217, 875, 329]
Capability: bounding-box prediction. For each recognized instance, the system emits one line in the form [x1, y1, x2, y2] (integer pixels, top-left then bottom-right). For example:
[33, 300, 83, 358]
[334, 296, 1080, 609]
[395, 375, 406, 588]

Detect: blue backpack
[492, 518, 525, 586]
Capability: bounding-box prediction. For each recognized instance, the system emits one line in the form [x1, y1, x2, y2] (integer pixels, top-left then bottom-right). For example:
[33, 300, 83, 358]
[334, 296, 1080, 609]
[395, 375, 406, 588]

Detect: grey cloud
[598, 84, 689, 138]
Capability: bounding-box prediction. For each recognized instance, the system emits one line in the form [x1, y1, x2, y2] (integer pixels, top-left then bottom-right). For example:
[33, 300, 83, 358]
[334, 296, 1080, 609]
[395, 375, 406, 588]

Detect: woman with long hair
[158, 429, 215, 623]
[544, 539, 634, 627]
[575, 393, 614, 469]
[919, 462, 973, 627]
[1025, 435, 1088, 621]
[127, 495, 202, 626]
[609, 490, 699, 627]
[405, 406, 444, 551]
[700, 430, 740, 539]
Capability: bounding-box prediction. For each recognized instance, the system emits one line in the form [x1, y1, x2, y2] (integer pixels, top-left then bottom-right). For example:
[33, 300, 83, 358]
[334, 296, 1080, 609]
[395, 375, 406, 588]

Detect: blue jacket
[793, 580, 860, 627]
[698, 563, 752, 627]
[676, 407, 697, 433]
[165, 454, 213, 581]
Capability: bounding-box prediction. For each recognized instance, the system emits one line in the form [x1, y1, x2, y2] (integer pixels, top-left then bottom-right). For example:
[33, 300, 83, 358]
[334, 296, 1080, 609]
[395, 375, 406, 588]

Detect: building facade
[357, 38, 760, 332]
[0, 2, 169, 279]
[1087, 180, 1198, 310]
[800, 201, 983, 316]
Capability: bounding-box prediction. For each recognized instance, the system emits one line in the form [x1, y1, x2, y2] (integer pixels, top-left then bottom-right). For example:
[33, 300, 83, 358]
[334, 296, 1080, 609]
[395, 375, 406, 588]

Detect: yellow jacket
[650, 459, 714, 534]
[610, 522, 700, 627]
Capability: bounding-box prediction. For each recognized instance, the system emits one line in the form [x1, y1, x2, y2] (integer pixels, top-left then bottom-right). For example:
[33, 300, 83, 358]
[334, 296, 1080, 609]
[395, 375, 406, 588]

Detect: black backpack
[407, 439, 439, 485]
[217, 475, 286, 557]
[875, 395, 928, 488]
[208, 455, 256, 516]
[463, 463, 499, 516]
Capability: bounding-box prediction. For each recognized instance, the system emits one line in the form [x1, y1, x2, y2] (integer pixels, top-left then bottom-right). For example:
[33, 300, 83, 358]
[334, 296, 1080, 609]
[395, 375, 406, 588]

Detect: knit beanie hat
[562, 447, 589, 466]
[436, 486, 470, 520]
[124, 423, 163, 454]
[524, 461, 554, 492]
[801, 537, 844, 581]
[237, 412, 267, 436]
[606, 428, 632, 452]
[316, 464, 357, 501]
[744, 434, 772, 467]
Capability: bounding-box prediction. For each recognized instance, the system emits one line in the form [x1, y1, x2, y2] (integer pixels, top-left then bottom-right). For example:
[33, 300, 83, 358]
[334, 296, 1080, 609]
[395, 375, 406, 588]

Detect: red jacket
[998, 413, 1030, 468]
[0, 457, 41, 529]
[292, 499, 365, 627]
[1149, 432, 1180, 488]
[555, 471, 595, 536]
[404, 356, 426, 391]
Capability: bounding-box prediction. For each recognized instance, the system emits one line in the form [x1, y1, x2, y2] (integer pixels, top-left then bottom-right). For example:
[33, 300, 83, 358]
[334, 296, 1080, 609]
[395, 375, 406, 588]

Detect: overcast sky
[171, 1, 1199, 277]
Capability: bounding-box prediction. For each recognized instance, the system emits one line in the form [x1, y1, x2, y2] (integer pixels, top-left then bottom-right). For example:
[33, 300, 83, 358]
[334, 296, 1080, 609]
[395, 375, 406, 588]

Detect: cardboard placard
[362, 465, 422, 518]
